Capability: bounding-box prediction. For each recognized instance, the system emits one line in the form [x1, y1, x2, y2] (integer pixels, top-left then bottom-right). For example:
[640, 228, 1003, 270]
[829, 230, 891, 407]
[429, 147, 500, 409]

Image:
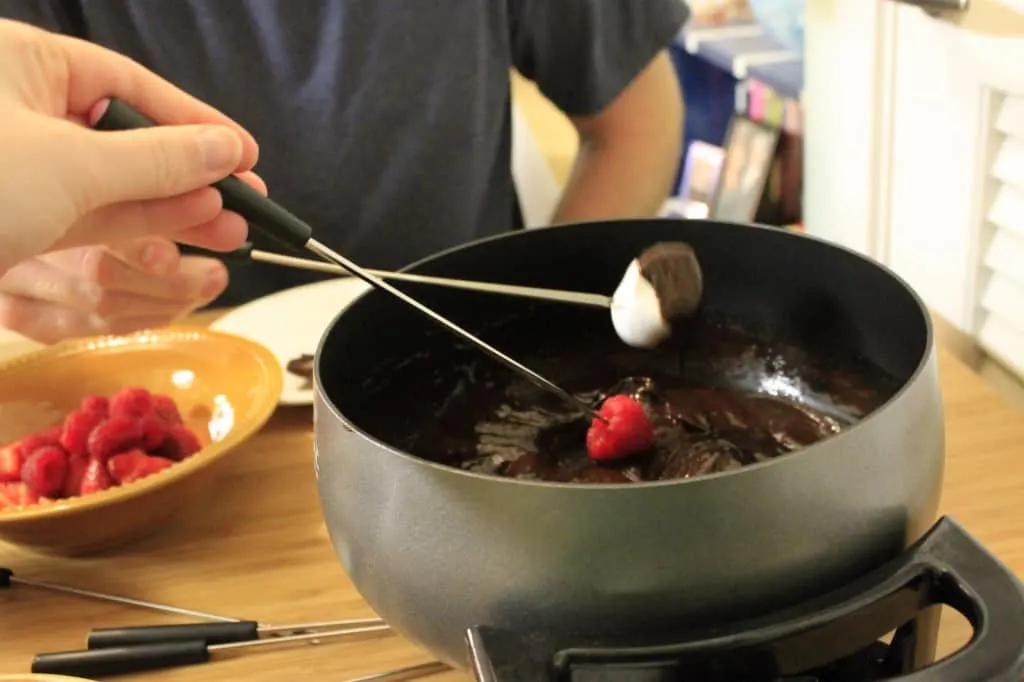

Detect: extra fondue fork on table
[2, 566, 382, 638]
[6, 569, 448, 679]
[95, 98, 605, 422]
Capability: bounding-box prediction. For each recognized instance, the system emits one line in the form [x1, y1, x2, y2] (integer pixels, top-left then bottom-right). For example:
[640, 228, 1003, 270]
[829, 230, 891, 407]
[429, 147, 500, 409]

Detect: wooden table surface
[0, 312, 1022, 682]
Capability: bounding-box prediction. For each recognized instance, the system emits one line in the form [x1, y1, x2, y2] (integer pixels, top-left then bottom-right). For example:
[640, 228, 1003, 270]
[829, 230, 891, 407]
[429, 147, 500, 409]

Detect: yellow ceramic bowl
[0, 327, 283, 555]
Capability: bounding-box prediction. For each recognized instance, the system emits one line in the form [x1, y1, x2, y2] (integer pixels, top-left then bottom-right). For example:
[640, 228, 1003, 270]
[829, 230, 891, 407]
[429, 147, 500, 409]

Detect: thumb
[73, 124, 244, 208]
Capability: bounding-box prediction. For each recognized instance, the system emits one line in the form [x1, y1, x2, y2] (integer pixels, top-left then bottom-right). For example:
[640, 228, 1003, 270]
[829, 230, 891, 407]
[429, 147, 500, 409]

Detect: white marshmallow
[610, 259, 672, 349]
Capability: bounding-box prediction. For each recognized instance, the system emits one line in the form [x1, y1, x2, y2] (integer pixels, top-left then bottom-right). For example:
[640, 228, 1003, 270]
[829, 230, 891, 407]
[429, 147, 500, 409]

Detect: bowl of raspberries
[0, 327, 283, 555]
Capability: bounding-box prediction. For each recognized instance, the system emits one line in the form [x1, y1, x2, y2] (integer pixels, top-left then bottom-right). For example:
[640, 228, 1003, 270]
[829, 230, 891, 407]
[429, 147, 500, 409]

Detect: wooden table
[0, 314, 1022, 682]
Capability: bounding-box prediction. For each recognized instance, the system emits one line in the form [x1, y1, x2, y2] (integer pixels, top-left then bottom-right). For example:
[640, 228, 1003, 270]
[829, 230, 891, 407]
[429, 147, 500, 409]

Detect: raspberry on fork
[586, 394, 656, 462]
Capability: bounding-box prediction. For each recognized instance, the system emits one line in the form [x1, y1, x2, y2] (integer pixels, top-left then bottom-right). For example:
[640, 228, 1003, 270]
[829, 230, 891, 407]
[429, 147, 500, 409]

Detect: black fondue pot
[312, 219, 1024, 679]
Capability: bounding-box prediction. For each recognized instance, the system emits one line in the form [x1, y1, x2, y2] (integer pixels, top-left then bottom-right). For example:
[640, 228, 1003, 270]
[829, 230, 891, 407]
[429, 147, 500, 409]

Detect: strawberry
[153, 424, 203, 461]
[62, 456, 88, 498]
[60, 409, 106, 459]
[138, 416, 168, 452]
[20, 445, 69, 498]
[109, 387, 154, 420]
[107, 450, 174, 485]
[585, 395, 656, 462]
[0, 482, 38, 510]
[81, 395, 110, 417]
[151, 394, 183, 425]
[79, 458, 114, 495]
[86, 416, 143, 461]
[0, 444, 23, 482]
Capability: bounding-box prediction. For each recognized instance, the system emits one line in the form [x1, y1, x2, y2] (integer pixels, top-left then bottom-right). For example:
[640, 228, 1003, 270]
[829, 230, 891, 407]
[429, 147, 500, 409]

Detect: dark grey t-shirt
[1, 0, 689, 306]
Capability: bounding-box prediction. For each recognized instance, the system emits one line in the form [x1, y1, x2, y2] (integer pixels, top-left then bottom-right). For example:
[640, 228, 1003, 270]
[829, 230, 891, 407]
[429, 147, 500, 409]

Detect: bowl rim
[314, 218, 939, 490]
[0, 326, 283, 522]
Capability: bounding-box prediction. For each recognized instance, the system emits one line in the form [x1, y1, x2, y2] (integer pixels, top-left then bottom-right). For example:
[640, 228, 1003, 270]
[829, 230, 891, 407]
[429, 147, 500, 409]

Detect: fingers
[0, 293, 179, 345]
[0, 20, 258, 169]
[51, 168, 265, 253]
[49, 31, 260, 170]
[68, 124, 246, 209]
[171, 214, 249, 252]
[0, 243, 228, 317]
[54, 187, 241, 251]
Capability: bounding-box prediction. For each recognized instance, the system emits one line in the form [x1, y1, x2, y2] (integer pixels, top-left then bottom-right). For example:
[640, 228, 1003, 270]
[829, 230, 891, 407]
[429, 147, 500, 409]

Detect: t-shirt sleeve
[510, 0, 690, 118]
[0, 0, 84, 35]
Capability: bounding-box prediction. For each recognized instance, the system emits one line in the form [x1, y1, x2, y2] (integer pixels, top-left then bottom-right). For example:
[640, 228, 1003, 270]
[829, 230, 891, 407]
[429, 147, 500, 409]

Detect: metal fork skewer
[305, 239, 606, 422]
[247, 249, 613, 309]
[4, 569, 387, 636]
[4, 572, 237, 623]
[342, 661, 449, 681]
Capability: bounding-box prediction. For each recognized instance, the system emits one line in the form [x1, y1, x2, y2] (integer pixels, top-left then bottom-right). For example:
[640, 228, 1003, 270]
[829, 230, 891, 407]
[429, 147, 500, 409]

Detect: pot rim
[314, 218, 936, 490]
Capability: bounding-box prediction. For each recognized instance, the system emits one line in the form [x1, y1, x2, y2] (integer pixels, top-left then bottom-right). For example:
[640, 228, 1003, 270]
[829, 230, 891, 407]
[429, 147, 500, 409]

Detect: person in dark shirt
[0, 0, 689, 343]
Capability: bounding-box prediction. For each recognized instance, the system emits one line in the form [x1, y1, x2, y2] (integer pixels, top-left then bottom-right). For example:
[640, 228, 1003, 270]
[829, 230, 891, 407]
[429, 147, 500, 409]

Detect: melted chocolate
[637, 241, 703, 322]
[355, 313, 899, 485]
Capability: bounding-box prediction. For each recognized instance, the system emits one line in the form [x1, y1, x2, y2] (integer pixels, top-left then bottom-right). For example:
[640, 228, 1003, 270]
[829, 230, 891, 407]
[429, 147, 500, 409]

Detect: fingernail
[200, 265, 227, 298]
[140, 242, 173, 273]
[199, 128, 242, 171]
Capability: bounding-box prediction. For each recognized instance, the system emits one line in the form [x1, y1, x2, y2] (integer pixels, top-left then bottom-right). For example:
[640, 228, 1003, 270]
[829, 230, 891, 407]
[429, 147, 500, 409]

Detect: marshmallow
[611, 260, 671, 348]
[609, 242, 703, 349]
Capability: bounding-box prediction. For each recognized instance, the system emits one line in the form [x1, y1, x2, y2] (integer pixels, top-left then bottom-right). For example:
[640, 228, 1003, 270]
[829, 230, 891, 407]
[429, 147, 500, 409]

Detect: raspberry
[62, 456, 88, 498]
[79, 458, 114, 495]
[80, 395, 110, 417]
[586, 395, 656, 462]
[86, 416, 143, 461]
[12, 429, 61, 459]
[0, 482, 39, 510]
[139, 416, 168, 452]
[108, 450, 174, 485]
[20, 445, 69, 498]
[109, 387, 154, 419]
[60, 410, 106, 459]
[151, 394, 183, 425]
[153, 424, 203, 461]
[0, 444, 23, 483]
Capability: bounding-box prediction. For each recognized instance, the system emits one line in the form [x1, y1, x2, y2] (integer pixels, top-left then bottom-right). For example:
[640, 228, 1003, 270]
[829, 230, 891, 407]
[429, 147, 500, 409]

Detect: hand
[0, 239, 227, 343]
[0, 19, 265, 273]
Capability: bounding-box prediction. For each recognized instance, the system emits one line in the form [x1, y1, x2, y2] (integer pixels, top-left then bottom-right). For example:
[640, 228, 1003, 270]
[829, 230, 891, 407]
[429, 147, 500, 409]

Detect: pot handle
[469, 516, 1024, 682]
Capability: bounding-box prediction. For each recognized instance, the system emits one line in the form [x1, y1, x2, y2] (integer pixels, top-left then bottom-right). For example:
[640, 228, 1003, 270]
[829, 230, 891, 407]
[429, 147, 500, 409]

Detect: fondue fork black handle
[95, 98, 605, 422]
[86, 617, 387, 648]
[33, 623, 392, 677]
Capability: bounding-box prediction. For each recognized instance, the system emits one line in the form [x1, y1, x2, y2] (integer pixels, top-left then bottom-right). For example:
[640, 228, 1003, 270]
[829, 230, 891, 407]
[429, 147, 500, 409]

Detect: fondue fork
[96, 99, 605, 422]
[177, 242, 613, 309]
[85, 617, 388, 648]
[3, 567, 387, 642]
[32, 624, 394, 677]
[343, 661, 449, 681]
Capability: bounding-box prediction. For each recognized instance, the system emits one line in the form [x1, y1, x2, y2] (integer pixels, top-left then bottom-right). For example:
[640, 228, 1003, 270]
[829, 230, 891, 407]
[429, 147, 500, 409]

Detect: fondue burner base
[466, 517, 1024, 682]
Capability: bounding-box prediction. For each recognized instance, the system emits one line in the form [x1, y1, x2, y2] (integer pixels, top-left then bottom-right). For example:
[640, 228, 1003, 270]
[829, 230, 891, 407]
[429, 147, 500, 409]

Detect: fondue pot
[312, 219, 1019, 678]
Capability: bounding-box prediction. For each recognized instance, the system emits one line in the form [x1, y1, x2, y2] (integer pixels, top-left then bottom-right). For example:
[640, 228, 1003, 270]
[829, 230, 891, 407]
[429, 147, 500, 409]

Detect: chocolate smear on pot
[636, 242, 703, 323]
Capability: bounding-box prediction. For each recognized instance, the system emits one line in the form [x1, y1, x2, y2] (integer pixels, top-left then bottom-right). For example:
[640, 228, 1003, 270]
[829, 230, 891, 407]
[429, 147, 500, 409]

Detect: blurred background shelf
[677, 19, 803, 101]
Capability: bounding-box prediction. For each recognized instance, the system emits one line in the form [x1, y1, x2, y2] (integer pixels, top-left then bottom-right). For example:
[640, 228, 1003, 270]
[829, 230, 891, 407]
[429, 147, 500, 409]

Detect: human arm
[0, 19, 262, 337]
[510, 0, 689, 223]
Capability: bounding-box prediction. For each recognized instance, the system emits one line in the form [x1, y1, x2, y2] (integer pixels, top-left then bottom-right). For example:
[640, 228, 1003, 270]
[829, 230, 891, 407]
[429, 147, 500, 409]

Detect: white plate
[210, 278, 370, 405]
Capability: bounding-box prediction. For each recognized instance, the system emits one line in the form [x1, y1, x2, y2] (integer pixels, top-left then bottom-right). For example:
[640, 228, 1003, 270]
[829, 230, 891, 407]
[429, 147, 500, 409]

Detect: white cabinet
[804, 0, 1024, 378]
